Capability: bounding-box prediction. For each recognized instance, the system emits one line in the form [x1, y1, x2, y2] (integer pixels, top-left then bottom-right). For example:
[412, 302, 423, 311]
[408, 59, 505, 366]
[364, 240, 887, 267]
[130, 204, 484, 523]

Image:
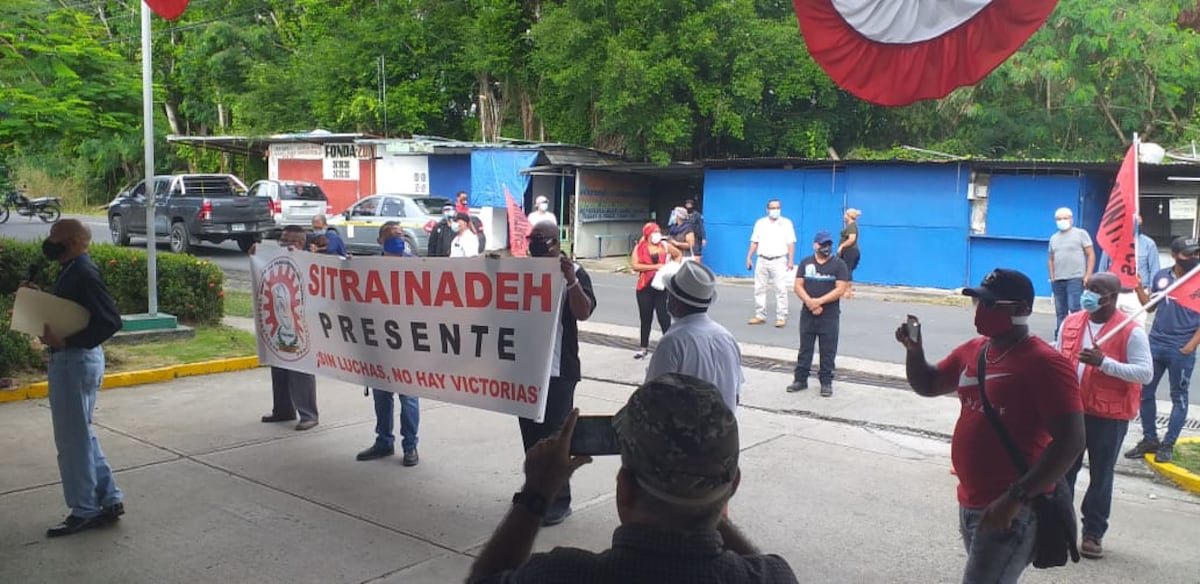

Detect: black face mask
[816, 245, 832, 257]
[1179, 257, 1199, 272]
[42, 239, 67, 260]
[529, 237, 555, 258]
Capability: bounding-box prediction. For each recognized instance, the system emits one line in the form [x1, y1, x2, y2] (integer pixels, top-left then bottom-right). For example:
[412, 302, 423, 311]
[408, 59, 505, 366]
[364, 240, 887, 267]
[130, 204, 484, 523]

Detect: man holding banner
[1124, 237, 1200, 464]
[519, 221, 597, 526]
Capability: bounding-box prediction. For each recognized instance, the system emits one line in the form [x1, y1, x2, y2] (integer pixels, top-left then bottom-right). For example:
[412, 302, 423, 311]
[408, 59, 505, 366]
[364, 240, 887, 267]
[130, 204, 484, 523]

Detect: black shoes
[1155, 443, 1176, 464]
[1124, 438, 1160, 459]
[820, 384, 833, 397]
[47, 503, 124, 538]
[786, 380, 808, 393]
[402, 449, 420, 467]
[356, 444, 395, 461]
[294, 419, 318, 431]
[261, 413, 296, 423]
[542, 507, 572, 527]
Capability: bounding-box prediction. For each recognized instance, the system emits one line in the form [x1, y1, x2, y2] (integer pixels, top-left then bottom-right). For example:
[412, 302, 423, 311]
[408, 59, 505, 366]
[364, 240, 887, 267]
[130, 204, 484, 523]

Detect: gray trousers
[270, 367, 318, 422]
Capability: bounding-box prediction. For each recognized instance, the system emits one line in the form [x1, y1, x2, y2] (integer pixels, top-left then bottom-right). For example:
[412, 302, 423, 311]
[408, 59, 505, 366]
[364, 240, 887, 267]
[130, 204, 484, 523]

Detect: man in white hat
[645, 261, 745, 411]
[528, 195, 557, 227]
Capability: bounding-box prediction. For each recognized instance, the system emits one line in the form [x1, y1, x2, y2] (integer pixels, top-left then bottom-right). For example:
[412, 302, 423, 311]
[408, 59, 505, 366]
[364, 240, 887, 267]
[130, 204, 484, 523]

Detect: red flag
[505, 187, 531, 258]
[145, 0, 189, 20]
[1096, 144, 1139, 289]
[1167, 268, 1200, 313]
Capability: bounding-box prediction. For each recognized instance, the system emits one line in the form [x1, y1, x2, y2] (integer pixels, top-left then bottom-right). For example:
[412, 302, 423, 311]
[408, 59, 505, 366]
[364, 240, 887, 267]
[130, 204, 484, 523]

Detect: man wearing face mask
[357, 222, 421, 466]
[528, 195, 557, 227]
[428, 203, 457, 257]
[745, 199, 796, 327]
[309, 214, 348, 257]
[33, 219, 125, 537]
[450, 212, 481, 258]
[1054, 272, 1152, 560]
[1125, 236, 1200, 464]
[1048, 207, 1095, 338]
[789, 231, 849, 397]
[896, 269, 1084, 584]
[518, 222, 597, 526]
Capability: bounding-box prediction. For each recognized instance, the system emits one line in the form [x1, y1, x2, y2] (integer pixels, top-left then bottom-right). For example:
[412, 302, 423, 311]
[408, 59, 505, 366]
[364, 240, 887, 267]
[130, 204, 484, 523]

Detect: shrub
[0, 294, 43, 379]
[0, 238, 225, 325]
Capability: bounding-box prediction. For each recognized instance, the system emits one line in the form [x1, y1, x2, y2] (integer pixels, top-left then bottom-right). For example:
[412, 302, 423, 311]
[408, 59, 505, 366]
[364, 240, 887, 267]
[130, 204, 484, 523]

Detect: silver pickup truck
[107, 174, 272, 254]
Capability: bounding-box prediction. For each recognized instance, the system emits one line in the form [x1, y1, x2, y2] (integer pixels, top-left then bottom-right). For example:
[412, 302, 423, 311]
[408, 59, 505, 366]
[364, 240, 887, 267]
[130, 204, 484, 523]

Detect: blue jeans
[1051, 278, 1084, 338]
[1066, 415, 1128, 539]
[48, 348, 122, 519]
[371, 389, 419, 453]
[1140, 343, 1194, 445]
[959, 505, 1036, 584]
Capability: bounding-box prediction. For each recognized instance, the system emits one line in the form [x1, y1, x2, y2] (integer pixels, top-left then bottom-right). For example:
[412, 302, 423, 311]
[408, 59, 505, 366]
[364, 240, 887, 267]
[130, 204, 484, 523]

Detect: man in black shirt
[427, 203, 456, 257]
[788, 231, 850, 397]
[517, 221, 596, 526]
[35, 219, 125, 537]
[468, 374, 798, 584]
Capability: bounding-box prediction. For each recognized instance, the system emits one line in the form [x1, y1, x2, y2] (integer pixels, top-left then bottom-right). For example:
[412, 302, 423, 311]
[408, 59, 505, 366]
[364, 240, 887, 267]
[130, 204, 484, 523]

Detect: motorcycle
[0, 190, 62, 224]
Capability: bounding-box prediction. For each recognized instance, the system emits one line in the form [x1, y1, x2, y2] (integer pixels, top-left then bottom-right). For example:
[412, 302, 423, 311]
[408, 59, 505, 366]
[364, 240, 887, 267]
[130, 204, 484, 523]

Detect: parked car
[329, 193, 453, 256]
[107, 174, 272, 254]
[248, 179, 332, 239]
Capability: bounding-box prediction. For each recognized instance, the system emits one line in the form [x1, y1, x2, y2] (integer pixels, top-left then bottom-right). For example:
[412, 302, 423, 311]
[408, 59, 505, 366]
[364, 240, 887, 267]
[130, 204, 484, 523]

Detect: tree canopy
[1, 0, 1198, 202]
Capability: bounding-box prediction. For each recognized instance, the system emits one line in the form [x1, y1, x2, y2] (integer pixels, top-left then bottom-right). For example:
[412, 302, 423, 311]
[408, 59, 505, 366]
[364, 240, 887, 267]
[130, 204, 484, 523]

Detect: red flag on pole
[1167, 268, 1200, 313]
[505, 186, 531, 258]
[145, 0, 189, 20]
[1096, 144, 1140, 289]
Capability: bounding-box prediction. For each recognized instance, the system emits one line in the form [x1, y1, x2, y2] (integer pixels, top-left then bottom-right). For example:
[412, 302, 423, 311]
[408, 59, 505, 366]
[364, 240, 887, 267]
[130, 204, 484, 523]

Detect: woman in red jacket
[630, 222, 680, 359]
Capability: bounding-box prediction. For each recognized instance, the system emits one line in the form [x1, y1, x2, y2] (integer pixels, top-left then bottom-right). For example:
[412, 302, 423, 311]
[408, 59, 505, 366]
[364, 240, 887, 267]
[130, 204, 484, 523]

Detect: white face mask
[1055, 219, 1071, 231]
[768, 209, 781, 220]
[650, 233, 663, 244]
[537, 202, 548, 211]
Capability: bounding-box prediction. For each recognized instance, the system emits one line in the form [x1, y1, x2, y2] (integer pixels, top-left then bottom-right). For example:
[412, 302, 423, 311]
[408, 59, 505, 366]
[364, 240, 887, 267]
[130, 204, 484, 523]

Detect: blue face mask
[1080, 290, 1103, 313]
[383, 236, 406, 255]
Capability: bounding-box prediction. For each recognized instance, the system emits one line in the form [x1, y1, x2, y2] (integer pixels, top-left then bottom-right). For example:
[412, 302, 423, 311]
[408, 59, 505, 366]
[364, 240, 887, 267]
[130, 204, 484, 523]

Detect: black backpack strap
[976, 345, 1031, 475]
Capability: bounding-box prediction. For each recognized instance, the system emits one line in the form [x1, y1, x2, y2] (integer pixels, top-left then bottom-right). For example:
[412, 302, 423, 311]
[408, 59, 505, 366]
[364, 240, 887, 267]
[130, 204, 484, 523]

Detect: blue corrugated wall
[967, 173, 1084, 296]
[429, 155, 471, 199]
[844, 165, 970, 288]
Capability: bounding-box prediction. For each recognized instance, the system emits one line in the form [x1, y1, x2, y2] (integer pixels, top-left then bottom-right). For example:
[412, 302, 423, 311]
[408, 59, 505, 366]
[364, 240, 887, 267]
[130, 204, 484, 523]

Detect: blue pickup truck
[107, 174, 272, 254]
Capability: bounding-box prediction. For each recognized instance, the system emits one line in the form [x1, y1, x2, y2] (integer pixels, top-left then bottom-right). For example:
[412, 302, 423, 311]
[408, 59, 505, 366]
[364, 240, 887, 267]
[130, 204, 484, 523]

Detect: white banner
[250, 247, 564, 421]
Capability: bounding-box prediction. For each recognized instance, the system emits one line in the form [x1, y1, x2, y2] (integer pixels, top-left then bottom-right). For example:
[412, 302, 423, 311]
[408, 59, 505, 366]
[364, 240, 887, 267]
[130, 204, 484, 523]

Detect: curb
[1144, 437, 1200, 495]
[0, 356, 260, 404]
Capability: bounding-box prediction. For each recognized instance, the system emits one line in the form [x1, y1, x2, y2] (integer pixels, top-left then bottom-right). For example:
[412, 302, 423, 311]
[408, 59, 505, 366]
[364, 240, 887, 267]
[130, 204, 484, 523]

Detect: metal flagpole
[141, 1, 158, 316]
[1094, 264, 1200, 346]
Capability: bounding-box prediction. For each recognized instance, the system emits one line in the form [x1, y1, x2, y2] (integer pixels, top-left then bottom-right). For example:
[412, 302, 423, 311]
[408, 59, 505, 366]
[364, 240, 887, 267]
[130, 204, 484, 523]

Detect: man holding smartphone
[468, 373, 798, 583]
[895, 269, 1084, 583]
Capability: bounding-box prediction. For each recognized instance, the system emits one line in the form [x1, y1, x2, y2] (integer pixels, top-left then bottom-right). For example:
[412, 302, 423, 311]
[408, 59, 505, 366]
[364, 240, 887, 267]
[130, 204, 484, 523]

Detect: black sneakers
[356, 444, 395, 461]
[820, 384, 833, 397]
[1155, 443, 1175, 464]
[1124, 438, 1160, 459]
[786, 381, 807, 393]
[402, 449, 420, 467]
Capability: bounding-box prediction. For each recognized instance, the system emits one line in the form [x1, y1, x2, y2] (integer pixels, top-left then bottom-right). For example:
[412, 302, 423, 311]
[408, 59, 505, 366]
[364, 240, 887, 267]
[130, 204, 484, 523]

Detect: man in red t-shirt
[895, 268, 1084, 584]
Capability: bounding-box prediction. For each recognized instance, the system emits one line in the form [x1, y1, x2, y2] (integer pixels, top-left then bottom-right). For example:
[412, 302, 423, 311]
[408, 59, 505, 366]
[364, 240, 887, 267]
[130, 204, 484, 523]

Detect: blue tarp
[470, 150, 539, 207]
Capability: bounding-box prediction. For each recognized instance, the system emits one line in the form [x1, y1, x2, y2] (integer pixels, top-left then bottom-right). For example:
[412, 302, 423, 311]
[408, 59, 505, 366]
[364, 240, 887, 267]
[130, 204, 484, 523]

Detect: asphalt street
[3, 215, 1199, 407]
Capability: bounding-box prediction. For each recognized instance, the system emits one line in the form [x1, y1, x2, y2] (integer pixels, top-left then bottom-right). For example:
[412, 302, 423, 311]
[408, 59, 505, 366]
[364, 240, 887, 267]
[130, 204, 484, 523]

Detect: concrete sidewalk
[2, 342, 1198, 583]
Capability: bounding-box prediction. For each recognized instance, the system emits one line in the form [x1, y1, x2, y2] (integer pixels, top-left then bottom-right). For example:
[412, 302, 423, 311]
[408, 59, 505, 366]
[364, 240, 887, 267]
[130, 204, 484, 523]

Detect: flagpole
[141, 1, 158, 316]
[1133, 133, 1141, 286]
[1093, 264, 1200, 347]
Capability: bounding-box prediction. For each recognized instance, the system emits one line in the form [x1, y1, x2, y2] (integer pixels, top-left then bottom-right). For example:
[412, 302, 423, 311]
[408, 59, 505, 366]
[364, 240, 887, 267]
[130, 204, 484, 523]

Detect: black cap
[962, 268, 1034, 306]
[1171, 236, 1200, 254]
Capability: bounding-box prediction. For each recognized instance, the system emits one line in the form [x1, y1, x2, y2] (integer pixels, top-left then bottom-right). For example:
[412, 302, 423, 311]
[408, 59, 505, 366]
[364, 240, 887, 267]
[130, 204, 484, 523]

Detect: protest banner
[1096, 142, 1140, 289]
[250, 247, 564, 421]
[506, 186, 532, 257]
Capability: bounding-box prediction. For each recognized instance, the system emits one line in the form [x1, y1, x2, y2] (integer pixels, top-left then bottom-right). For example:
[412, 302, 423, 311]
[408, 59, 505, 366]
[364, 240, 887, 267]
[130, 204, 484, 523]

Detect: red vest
[1058, 311, 1140, 420]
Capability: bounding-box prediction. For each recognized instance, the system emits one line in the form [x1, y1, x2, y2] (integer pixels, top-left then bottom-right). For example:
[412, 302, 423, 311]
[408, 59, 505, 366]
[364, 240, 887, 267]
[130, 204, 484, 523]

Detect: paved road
[4, 216, 1198, 407]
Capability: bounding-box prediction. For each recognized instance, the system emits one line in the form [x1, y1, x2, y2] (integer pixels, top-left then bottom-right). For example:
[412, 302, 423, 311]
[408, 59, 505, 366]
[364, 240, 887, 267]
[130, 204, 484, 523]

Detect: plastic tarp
[470, 150, 540, 207]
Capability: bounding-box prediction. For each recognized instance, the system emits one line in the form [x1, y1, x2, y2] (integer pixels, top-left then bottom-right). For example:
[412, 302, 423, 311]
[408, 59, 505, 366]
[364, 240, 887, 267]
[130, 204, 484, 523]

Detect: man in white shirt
[450, 212, 481, 258]
[528, 195, 557, 227]
[745, 199, 796, 327]
[646, 261, 744, 412]
[1055, 272, 1153, 561]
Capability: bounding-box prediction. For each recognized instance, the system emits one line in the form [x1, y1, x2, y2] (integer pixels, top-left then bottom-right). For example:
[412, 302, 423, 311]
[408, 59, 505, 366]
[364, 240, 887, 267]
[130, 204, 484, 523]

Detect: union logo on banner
[256, 256, 310, 362]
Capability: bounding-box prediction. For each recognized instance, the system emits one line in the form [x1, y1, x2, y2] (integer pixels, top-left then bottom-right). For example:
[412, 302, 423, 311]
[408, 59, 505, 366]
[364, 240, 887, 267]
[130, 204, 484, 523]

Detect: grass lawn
[11, 325, 257, 387]
[1173, 441, 1200, 476]
[224, 289, 254, 318]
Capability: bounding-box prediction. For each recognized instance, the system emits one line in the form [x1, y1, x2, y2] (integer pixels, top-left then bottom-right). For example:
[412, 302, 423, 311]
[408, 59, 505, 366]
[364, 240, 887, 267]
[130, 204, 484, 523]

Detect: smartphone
[905, 315, 921, 342]
[569, 415, 621, 456]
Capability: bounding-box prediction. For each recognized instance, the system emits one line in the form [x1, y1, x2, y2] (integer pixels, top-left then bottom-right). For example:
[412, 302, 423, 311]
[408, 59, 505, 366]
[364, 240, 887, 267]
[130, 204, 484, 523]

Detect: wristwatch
[512, 490, 548, 517]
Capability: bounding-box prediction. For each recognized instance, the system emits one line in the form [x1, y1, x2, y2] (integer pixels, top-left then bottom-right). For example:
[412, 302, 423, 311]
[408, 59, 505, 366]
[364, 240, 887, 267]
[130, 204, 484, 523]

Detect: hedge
[0, 238, 225, 378]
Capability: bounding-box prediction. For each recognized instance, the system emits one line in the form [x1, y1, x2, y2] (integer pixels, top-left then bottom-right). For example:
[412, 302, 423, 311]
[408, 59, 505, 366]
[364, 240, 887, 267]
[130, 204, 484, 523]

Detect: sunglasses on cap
[971, 297, 1024, 309]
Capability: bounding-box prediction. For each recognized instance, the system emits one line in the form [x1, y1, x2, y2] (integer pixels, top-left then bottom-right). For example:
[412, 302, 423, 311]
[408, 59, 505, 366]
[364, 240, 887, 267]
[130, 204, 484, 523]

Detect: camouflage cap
[613, 372, 740, 507]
